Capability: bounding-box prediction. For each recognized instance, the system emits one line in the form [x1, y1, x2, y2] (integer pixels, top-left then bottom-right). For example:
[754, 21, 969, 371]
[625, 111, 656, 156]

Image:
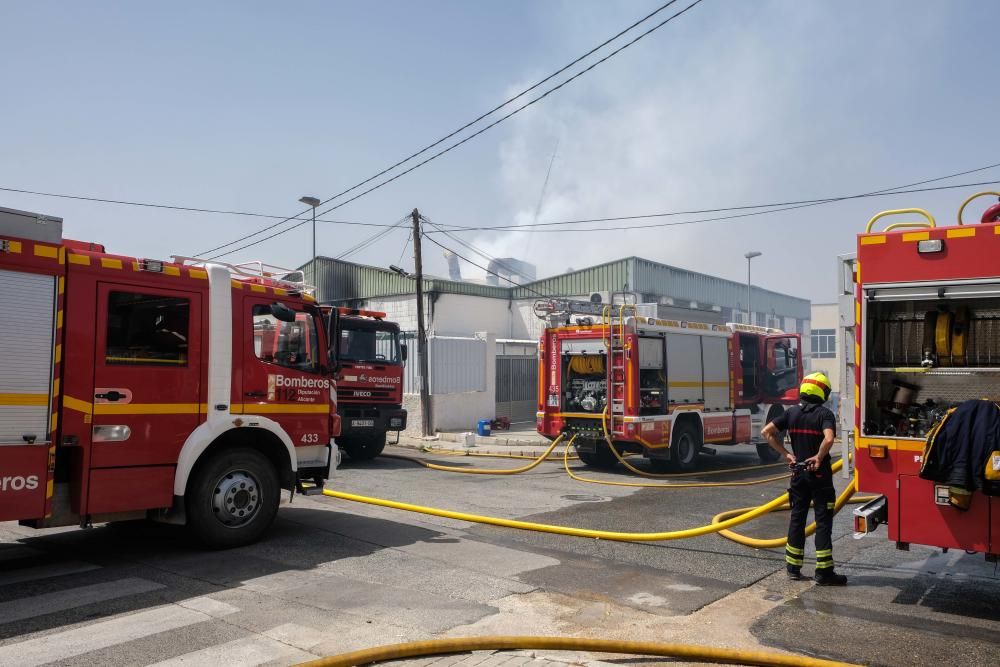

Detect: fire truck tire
[342, 433, 387, 461]
[576, 441, 618, 469]
[757, 407, 785, 464]
[186, 448, 280, 549]
[669, 422, 701, 472]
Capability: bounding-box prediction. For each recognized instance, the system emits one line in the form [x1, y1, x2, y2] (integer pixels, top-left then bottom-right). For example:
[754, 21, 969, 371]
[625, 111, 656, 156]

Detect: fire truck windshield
[338, 321, 401, 364]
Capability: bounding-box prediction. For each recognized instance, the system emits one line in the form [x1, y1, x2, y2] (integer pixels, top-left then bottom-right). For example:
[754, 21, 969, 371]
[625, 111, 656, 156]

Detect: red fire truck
[0, 208, 340, 548]
[535, 299, 802, 471]
[323, 307, 407, 460]
[852, 192, 1000, 559]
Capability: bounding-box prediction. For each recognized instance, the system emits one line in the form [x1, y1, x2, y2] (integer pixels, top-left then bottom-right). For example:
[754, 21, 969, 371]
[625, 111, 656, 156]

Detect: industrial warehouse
[305, 254, 811, 431]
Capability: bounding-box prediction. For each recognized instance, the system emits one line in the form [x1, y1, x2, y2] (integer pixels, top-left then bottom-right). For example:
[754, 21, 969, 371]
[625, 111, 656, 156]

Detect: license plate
[351, 419, 375, 428]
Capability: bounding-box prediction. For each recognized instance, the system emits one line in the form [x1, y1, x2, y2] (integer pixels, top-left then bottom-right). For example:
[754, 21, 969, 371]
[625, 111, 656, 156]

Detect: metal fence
[400, 332, 487, 395]
[496, 353, 538, 423]
[431, 336, 487, 394]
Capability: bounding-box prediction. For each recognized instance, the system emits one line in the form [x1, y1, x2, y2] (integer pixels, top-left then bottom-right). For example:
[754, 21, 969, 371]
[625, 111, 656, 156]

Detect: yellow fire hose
[382, 434, 567, 475]
[561, 440, 793, 489]
[389, 439, 792, 489]
[714, 481, 876, 549]
[324, 459, 857, 544]
[294, 635, 862, 667]
[422, 447, 579, 461]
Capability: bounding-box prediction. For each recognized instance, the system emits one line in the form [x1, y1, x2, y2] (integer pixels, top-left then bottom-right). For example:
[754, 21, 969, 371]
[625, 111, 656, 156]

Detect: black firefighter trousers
[785, 471, 836, 572]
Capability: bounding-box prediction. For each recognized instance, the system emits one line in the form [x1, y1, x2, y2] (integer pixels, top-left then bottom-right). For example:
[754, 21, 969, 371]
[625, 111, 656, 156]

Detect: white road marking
[263, 622, 328, 650]
[0, 577, 164, 624]
[175, 596, 240, 618]
[145, 635, 315, 666]
[0, 561, 100, 587]
[0, 605, 211, 667]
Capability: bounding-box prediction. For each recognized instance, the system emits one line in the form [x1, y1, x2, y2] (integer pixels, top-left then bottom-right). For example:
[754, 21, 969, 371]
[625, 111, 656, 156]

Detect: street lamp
[744, 251, 762, 325]
[389, 265, 411, 278]
[299, 196, 321, 283]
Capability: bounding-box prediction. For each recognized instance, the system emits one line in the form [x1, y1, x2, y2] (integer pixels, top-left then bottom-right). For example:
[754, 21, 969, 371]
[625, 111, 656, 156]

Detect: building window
[105, 292, 190, 365]
[811, 328, 836, 358]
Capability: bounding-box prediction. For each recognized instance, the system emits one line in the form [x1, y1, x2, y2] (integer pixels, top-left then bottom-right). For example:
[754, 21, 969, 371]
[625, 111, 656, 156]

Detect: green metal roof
[308, 256, 511, 302]
[309, 255, 810, 318]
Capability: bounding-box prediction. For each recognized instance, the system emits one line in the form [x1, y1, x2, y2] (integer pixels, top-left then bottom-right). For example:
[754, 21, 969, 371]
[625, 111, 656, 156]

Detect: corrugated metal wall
[313, 255, 809, 321]
[631, 258, 809, 318]
[512, 258, 631, 300]
[311, 257, 510, 303]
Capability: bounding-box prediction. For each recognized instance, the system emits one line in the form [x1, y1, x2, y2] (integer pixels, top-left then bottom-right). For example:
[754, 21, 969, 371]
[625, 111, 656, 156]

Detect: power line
[203, 0, 705, 259]
[426, 178, 1000, 235]
[334, 218, 409, 261]
[419, 223, 550, 299]
[396, 230, 413, 268]
[0, 185, 401, 230]
[422, 217, 520, 277]
[429, 161, 1000, 232]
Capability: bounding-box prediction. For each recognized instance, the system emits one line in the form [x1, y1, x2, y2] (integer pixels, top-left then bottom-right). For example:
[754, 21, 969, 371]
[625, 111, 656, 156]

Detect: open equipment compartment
[862, 284, 1000, 441]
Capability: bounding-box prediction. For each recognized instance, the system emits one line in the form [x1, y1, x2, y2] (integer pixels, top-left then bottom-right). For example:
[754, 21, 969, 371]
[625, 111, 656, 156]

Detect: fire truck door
[762, 334, 802, 402]
[88, 284, 202, 514]
[242, 298, 330, 455]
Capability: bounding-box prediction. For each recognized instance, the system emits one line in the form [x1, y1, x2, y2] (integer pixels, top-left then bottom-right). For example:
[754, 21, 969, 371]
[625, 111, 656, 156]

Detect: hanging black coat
[919, 399, 1000, 496]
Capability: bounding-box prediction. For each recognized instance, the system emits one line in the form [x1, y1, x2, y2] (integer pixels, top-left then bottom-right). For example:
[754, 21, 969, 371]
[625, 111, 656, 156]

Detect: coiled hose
[390, 436, 790, 489]
[294, 636, 862, 667]
[324, 459, 861, 544]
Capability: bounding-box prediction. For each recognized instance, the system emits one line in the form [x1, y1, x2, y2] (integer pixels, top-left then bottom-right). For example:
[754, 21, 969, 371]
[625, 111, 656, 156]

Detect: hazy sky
[2, 1, 998, 303]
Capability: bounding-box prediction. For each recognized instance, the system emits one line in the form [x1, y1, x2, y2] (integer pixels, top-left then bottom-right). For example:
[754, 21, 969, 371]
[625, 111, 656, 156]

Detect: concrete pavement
[1, 444, 998, 666]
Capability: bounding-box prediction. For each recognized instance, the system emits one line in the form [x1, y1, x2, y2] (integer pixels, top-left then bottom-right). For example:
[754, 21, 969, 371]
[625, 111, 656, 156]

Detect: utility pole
[411, 208, 432, 436]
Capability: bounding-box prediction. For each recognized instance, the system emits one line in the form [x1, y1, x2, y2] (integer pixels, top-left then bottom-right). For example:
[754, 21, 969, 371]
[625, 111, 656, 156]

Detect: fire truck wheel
[343, 433, 387, 461]
[576, 441, 618, 469]
[756, 442, 781, 463]
[669, 422, 701, 472]
[187, 448, 280, 549]
[756, 407, 785, 464]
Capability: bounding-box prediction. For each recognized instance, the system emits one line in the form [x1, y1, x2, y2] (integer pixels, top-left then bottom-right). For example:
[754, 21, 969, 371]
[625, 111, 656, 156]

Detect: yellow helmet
[800, 372, 832, 403]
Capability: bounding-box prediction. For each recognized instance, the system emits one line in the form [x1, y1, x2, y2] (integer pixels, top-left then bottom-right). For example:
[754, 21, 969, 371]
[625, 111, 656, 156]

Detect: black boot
[786, 565, 803, 580]
[815, 569, 847, 586]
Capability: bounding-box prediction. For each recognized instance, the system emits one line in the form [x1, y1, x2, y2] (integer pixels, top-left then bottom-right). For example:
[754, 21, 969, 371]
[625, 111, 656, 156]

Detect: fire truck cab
[0, 208, 340, 548]
[323, 307, 407, 460]
[535, 299, 802, 471]
[852, 193, 1000, 559]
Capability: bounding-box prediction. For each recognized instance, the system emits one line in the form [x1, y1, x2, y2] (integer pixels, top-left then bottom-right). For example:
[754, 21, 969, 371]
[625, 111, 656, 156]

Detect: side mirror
[270, 302, 297, 323]
[401, 344, 408, 362]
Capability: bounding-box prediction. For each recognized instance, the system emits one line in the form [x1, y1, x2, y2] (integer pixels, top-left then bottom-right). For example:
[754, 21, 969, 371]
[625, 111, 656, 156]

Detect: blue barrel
[477, 419, 492, 436]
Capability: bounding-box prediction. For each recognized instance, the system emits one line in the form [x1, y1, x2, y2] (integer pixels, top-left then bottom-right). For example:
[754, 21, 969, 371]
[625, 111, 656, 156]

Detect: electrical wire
[426, 178, 1000, 236]
[333, 217, 408, 261]
[419, 220, 550, 298]
[424, 219, 519, 277]
[201, 0, 705, 260]
[430, 161, 1000, 232]
[396, 230, 412, 267]
[0, 185, 404, 231]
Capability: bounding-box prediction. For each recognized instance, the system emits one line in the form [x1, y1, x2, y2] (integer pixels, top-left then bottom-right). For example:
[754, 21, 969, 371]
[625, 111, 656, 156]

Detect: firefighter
[761, 371, 848, 586]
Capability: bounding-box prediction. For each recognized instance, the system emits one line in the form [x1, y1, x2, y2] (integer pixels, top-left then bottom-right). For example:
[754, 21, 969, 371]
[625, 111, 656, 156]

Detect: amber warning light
[868, 444, 888, 459]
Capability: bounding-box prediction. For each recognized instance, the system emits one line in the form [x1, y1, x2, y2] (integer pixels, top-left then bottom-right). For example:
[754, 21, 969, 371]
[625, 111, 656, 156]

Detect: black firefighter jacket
[920, 399, 1000, 496]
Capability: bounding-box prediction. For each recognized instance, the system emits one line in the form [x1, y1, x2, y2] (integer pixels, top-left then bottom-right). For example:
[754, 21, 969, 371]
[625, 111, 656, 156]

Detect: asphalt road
[1, 443, 998, 666]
